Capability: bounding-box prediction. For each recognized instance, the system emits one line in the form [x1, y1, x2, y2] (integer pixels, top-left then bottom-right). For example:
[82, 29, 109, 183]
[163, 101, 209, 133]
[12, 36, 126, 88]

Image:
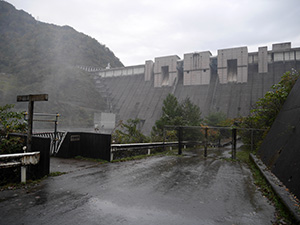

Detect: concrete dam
[90, 42, 300, 134]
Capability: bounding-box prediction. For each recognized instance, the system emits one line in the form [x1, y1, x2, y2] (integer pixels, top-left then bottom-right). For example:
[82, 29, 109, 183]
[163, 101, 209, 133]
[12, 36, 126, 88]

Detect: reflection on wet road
[0, 148, 275, 224]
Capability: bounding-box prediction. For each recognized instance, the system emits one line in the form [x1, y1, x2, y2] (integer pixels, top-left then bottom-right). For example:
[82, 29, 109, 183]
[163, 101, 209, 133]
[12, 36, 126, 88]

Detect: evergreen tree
[181, 97, 202, 126]
[151, 94, 182, 138]
[204, 111, 227, 126]
[151, 94, 203, 141]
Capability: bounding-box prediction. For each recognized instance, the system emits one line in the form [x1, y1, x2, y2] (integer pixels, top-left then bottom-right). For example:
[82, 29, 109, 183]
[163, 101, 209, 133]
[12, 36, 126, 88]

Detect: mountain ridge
[0, 1, 124, 129]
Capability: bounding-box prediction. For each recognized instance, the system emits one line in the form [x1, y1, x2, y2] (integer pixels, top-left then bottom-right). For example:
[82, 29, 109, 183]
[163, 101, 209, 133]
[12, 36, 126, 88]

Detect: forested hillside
[0, 1, 124, 129]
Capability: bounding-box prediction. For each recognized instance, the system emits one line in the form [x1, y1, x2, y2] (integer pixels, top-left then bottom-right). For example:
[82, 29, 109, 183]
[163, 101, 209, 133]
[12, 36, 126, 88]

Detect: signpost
[17, 94, 48, 153]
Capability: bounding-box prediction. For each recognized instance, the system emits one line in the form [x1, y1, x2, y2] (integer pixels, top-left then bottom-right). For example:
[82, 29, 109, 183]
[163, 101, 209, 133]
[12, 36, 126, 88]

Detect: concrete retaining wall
[257, 76, 300, 200]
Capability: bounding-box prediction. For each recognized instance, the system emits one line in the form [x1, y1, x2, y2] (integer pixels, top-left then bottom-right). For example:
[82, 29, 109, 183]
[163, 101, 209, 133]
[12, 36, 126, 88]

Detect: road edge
[249, 153, 300, 224]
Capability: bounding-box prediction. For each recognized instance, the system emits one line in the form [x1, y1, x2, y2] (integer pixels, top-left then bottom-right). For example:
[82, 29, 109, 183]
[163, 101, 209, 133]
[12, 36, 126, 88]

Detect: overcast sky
[6, 0, 300, 66]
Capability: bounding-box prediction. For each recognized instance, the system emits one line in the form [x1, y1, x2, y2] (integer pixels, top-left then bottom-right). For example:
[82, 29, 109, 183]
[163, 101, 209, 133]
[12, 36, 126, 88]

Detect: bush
[112, 118, 150, 144]
[239, 70, 299, 151]
[0, 104, 27, 154]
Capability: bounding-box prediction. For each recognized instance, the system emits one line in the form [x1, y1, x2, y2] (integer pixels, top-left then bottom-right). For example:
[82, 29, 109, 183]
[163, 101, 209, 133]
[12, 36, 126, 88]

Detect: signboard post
[17, 94, 48, 153]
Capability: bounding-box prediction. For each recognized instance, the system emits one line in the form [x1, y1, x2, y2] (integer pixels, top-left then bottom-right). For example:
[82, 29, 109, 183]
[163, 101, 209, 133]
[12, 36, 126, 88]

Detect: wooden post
[21, 166, 26, 183]
[178, 127, 182, 155]
[163, 127, 166, 152]
[17, 94, 48, 153]
[251, 129, 254, 152]
[204, 127, 208, 157]
[232, 128, 237, 159]
[53, 113, 59, 154]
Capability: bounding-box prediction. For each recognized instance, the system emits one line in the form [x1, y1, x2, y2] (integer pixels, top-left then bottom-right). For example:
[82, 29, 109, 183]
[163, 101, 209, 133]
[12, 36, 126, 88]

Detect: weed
[236, 148, 295, 224]
[74, 155, 108, 163]
[48, 171, 66, 177]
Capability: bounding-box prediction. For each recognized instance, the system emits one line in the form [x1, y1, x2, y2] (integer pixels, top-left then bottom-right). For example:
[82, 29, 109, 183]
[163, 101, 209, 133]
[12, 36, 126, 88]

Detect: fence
[55, 132, 111, 161]
[34, 132, 111, 161]
[111, 142, 178, 161]
[164, 125, 267, 159]
[110, 126, 267, 161]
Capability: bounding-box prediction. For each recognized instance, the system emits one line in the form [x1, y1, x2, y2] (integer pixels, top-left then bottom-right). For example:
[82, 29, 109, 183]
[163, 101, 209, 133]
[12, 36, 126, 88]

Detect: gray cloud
[7, 0, 300, 66]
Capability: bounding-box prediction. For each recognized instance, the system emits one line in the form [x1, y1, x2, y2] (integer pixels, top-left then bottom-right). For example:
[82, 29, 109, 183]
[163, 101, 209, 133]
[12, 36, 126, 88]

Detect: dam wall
[93, 42, 300, 134]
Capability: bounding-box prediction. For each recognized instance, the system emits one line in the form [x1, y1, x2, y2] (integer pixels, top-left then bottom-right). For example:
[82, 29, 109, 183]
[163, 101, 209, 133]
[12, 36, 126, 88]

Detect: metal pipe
[33, 113, 60, 117]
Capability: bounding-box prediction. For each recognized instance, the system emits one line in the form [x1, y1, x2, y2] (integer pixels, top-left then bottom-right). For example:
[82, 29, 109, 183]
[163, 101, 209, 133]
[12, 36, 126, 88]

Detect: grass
[74, 155, 108, 163]
[48, 171, 66, 177]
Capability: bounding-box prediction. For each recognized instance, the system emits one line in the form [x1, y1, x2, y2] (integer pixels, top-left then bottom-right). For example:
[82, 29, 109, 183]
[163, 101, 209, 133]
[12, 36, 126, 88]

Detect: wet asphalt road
[0, 148, 275, 225]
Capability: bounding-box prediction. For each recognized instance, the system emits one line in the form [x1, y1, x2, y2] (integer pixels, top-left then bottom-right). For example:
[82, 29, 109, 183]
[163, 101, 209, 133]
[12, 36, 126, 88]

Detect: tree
[151, 94, 183, 139]
[204, 111, 227, 127]
[239, 70, 299, 150]
[254, 70, 298, 128]
[112, 118, 149, 144]
[0, 104, 27, 154]
[181, 97, 203, 126]
[242, 70, 299, 130]
[151, 94, 203, 141]
[0, 104, 26, 137]
[203, 111, 231, 140]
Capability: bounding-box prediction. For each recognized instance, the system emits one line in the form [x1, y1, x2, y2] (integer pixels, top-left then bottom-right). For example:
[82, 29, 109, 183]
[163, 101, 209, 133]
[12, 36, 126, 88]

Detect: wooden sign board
[17, 94, 48, 102]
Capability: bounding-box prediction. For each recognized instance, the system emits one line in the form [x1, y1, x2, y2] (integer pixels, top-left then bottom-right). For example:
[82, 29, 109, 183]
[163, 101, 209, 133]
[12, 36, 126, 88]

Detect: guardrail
[110, 139, 238, 161]
[110, 142, 178, 161]
[0, 152, 40, 183]
[110, 126, 266, 161]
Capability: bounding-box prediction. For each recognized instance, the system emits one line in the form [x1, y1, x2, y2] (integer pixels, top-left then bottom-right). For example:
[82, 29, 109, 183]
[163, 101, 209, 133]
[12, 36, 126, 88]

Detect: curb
[249, 153, 300, 224]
